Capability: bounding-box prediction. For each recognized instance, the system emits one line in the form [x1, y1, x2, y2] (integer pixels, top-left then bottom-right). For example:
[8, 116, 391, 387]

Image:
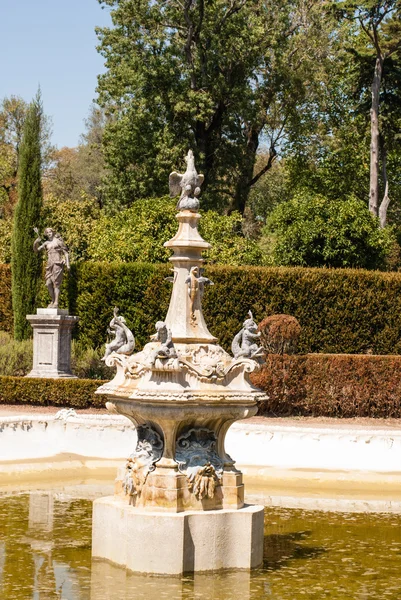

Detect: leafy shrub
[0, 376, 106, 408]
[0, 332, 113, 380]
[258, 314, 301, 355]
[41, 193, 101, 262]
[71, 342, 114, 380]
[0, 331, 33, 376]
[264, 192, 397, 269]
[253, 354, 401, 418]
[86, 196, 263, 266]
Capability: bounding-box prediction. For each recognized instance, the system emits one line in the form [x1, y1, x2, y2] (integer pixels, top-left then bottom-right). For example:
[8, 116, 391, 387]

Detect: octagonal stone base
[92, 496, 264, 575]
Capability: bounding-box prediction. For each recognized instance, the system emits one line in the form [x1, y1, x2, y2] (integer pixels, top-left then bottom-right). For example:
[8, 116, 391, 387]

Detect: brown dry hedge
[253, 354, 401, 418]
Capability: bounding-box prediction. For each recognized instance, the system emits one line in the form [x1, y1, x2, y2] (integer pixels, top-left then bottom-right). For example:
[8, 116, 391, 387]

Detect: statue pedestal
[26, 309, 78, 378]
[92, 495, 264, 575]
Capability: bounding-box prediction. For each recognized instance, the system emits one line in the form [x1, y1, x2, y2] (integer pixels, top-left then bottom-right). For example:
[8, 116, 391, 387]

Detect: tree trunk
[369, 56, 383, 217]
[231, 128, 260, 215]
[379, 140, 390, 229]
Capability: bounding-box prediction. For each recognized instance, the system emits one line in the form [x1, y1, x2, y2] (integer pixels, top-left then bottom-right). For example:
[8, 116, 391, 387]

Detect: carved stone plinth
[92, 495, 264, 575]
[26, 309, 78, 378]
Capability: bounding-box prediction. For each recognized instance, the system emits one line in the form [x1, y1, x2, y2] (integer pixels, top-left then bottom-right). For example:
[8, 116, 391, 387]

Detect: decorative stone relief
[231, 311, 264, 360]
[123, 424, 164, 504]
[185, 267, 213, 323]
[102, 307, 135, 361]
[176, 428, 223, 500]
[149, 321, 178, 366]
[169, 150, 204, 211]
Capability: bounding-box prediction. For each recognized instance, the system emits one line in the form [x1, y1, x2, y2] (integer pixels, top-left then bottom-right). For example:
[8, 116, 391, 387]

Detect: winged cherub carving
[169, 150, 204, 211]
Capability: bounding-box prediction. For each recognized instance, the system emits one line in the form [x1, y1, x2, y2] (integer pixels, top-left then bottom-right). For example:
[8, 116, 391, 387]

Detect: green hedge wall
[0, 376, 107, 408]
[68, 263, 401, 354]
[253, 354, 401, 418]
[2, 261, 401, 354]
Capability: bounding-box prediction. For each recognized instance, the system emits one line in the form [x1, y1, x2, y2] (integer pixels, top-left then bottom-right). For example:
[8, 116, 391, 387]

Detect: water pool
[0, 484, 400, 599]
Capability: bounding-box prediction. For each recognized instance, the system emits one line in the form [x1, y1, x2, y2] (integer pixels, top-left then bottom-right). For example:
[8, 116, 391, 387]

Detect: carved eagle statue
[169, 150, 204, 211]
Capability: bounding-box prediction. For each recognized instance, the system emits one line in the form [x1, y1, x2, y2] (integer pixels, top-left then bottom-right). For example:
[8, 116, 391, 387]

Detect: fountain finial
[169, 149, 204, 211]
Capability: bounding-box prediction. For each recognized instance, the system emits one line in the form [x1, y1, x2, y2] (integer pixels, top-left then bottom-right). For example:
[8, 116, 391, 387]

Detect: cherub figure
[150, 321, 177, 365]
[33, 227, 70, 308]
[231, 311, 264, 359]
[102, 307, 135, 361]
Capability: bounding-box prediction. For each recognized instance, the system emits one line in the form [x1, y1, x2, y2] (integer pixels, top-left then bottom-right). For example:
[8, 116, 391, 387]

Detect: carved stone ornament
[169, 150, 204, 212]
[149, 321, 177, 366]
[185, 267, 213, 323]
[123, 424, 163, 504]
[176, 428, 224, 500]
[102, 307, 135, 361]
[231, 311, 264, 360]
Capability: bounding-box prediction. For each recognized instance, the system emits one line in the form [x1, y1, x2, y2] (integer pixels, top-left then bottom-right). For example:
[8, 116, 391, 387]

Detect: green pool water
[1, 488, 400, 599]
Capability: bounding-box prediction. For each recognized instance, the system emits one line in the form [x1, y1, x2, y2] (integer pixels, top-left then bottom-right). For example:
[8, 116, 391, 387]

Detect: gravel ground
[0, 405, 400, 429]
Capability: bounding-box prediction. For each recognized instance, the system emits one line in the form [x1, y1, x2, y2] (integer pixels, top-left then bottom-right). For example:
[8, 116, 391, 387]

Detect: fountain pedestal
[93, 154, 267, 574]
[92, 497, 264, 575]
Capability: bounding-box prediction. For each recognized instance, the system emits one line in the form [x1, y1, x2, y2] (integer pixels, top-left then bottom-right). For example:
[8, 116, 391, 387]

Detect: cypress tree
[11, 97, 43, 340]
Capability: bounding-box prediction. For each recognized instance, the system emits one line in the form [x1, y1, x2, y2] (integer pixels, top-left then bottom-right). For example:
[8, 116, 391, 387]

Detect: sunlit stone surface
[93, 152, 266, 573]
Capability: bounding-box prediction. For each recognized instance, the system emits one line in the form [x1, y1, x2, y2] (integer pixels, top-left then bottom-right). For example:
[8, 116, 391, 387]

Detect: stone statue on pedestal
[33, 227, 70, 308]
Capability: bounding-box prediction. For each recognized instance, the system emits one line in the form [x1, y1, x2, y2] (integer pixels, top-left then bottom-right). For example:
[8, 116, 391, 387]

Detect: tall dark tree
[11, 96, 43, 340]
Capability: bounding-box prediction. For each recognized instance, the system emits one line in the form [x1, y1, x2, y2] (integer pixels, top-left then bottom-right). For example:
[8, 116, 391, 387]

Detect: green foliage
[263, 192, 396, 269]
[200, 211, 266, 266]
[11, 98, 43, 340]
[0, 376, 105, 408]
[0, 217, 11, 263]
[0, 332, 113, 379]
[0, 331, 32, 376]
[65, 262, 401, 355]
[0, 264, 12, 333]
[87, 196, 263, 265]
[71, 341, 114, 380]
[4, 261, 401, 355]
[96, 0, 336, 212]
[88, 197, 177, 263]
[254, 354, 401, 418]
[41, 193, 101, 262]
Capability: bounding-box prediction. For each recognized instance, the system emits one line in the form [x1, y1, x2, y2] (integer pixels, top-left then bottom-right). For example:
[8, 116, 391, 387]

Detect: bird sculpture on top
[169, 150, 204, 211]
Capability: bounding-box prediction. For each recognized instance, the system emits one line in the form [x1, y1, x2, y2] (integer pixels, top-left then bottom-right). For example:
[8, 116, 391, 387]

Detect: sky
[0, 0, 112, 148]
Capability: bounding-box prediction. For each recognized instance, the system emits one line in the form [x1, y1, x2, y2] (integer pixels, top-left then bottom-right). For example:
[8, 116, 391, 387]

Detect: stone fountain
[92, 151, 267, 575]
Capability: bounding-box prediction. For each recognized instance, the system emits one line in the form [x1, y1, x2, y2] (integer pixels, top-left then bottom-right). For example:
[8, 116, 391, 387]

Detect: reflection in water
[0, 489, 401, 599]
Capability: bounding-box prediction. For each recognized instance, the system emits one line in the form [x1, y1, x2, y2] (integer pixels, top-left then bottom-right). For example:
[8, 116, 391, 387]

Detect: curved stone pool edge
[1, 412, 401, 511]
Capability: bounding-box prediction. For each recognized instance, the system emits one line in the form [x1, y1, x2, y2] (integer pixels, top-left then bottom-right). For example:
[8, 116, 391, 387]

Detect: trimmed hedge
[69, 263, 401, 354]
[0, 376, 107, 409]
[2, 354, 401, 418]
[2, 262, 401, 354]
[253, 354, 401, 418]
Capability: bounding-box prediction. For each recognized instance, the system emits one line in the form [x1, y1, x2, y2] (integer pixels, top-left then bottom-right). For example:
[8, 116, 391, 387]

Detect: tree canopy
[96, 0, 336, 213]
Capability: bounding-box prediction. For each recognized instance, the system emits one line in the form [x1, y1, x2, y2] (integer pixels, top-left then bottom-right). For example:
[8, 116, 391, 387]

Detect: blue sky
[0, 0, 111, 148]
